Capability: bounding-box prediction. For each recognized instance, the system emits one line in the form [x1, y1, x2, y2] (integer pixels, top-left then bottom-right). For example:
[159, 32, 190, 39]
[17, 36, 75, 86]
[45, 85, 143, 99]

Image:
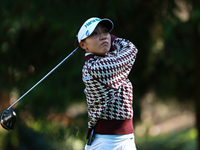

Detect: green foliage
[0, 0, 199, 149]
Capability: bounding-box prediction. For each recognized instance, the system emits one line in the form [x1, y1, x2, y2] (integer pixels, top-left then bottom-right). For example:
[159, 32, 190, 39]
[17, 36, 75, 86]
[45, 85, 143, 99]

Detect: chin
[96, 47, 110, 56]
[103, 48, 110, 53]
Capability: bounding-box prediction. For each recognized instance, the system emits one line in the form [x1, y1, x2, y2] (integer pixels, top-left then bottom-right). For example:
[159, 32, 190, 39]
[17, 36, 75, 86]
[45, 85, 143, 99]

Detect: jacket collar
[85, 53, 108, 62]
[85, 53, 95, 62]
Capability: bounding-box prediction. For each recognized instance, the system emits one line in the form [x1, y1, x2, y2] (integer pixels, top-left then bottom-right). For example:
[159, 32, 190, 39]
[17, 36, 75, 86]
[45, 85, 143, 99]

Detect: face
[79, 24, 111, 56]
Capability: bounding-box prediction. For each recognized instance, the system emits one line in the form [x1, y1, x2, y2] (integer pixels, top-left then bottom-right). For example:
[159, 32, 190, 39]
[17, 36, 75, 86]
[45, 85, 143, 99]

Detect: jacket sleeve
[87, 38, 138, 89]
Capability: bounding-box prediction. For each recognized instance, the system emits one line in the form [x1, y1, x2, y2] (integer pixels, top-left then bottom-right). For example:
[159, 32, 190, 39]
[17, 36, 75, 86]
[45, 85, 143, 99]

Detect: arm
[88, 38, 138, 89]
[109, 34, 118, 52]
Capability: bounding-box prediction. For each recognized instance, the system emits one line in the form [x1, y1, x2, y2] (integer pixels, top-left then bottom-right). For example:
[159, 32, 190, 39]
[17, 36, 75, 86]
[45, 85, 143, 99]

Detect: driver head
[1, 109, 17, 130]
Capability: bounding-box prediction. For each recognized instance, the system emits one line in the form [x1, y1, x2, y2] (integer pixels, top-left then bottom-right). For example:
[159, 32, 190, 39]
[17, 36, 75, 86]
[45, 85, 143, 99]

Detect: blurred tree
[192, 0, 200, 148]
[0, 0, 198, 149]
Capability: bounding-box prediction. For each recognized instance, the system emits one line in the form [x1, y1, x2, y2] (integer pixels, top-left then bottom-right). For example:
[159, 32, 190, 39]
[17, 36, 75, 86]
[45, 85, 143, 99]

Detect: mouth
[101, 41, 109, 46]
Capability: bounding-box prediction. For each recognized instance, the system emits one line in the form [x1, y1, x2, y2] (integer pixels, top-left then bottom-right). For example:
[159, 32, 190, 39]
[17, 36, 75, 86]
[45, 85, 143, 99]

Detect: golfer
[77, 17, 138, 150]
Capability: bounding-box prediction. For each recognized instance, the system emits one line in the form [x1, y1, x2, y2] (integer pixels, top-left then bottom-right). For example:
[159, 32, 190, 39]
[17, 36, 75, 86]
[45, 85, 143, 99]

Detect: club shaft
[7, 47, 79, 110]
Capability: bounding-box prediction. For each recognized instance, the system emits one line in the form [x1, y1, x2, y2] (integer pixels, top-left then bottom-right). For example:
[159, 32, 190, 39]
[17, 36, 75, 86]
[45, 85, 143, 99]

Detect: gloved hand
[110, 34, 118, 52]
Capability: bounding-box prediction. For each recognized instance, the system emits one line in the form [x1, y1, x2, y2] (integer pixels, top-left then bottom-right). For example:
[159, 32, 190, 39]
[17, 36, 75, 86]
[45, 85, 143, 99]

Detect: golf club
[0, 46, 79, 130]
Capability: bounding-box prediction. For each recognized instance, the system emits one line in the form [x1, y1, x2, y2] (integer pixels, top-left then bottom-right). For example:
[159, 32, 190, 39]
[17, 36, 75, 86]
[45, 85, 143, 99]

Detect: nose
[99, 32, 107, 40]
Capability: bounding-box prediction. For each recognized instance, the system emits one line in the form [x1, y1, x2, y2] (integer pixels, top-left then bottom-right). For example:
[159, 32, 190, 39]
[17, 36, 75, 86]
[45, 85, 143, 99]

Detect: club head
[1, 109, 17, 130]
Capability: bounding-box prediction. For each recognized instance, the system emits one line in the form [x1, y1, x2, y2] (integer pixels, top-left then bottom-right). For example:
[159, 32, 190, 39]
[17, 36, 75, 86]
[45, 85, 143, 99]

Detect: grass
[135, 127, 198, 150]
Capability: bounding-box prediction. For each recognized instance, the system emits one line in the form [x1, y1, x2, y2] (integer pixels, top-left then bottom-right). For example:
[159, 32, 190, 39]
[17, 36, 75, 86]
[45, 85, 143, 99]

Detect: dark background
[0, 0, 199, 149]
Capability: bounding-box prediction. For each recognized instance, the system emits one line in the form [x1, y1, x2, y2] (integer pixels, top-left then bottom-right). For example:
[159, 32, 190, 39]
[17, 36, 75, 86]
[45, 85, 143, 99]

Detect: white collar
[85, 53, 93, 56]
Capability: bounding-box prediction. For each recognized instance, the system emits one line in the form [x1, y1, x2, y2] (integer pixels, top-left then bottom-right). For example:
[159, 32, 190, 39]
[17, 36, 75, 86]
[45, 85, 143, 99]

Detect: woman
[77, 17, 138, 150]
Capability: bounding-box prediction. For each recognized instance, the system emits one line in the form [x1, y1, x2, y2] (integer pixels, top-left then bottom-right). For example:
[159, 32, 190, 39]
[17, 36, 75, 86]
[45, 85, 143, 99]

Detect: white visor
[77, 17, 114, 43]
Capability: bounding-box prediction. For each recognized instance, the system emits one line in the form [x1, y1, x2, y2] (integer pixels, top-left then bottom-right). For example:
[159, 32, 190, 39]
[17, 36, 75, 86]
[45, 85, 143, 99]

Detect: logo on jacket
[83, 76, 92, 81]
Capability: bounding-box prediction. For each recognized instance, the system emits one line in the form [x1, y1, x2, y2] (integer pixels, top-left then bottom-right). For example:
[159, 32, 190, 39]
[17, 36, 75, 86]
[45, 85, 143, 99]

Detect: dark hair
[74, 38, 86, 52]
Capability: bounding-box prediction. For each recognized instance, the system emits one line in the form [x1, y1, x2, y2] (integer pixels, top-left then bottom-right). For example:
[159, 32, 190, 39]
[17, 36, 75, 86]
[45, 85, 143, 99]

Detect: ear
[79, 42, 87, 50]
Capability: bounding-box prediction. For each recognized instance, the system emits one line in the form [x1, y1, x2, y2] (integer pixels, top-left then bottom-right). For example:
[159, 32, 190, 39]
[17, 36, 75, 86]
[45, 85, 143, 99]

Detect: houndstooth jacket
[82, 38, 138, 129]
